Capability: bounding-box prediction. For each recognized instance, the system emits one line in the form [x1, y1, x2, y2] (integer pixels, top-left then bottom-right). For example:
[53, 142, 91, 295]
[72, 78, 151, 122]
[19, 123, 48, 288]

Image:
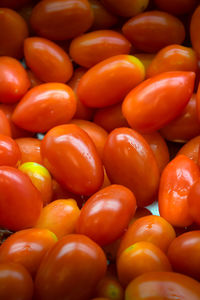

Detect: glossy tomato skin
[30, 0, 94, 41]
[0, 166, 42, 231]
[24, 37, 73, 83]
[103, 128, 160, 207]
[41, 124, 104, 196]
[125, 271, 200, 300]
[0, 135, 21, 167]
[122, 11, 185, 53]
[76, 184, 136, 246]
[188, 179, 200, 225]
[190, 6, 200, 58]
[0, 228, 57, 277]
[159, 155, 200, 227]
[77, 55, 145, 108]
[0, 57, 30, 104]
[0, 110, 12, 137]
[69, 30, 131, 68]
[15, 138, 42, 165]
[0, 263, 33, 300]
[122, 71, 195, 133]
[34, 234, 107, 300]
[12, 83, 76, 133]
[101, 0, 149, 17]
[154, 0, 198, 15]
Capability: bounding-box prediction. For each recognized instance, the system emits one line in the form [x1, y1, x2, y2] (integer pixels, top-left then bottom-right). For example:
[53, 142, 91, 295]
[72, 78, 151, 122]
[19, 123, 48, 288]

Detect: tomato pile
[1, 0, 200, 299]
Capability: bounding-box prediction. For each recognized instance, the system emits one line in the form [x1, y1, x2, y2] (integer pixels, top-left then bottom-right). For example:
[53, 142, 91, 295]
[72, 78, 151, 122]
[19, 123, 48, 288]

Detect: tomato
[93, 103, 129, 132]
[41, 124, 104, 195]
[117, 241, 171, 287]
[101, 0, 149, 17]
[0, 263, 33, 300]
[24, 37, 73, 83]
[18, 162, 53, 206]
[0, 0, 32, 9]
[36, 199, 80, 239]
[95, 275, 124, 300]
[125, 271, 200, 300]
[188, 179, 200, 225]
[159, 154, 199, 227]
[122, 71, 195, 133]
[134, 53, 155, 73]
[35, 234, 107, 300]
[122, 11, 185, 53]
[12, 83, 76, 133]
[0, 110, 12, 137]
[146, 45, 197, 78]
[190, 6, 200, 58]
[118, 215, 176, 257]
[196, 81, 200, 121]
[0, 228, 57, 277]
[69, 30, 131, 68]
[155, 0, 198, 15]
[0, 57, 30, 104]
[89, 0, 118, 30]
[30, 0, 94, 41]
[103, 128, 160, 207]
[0, 135, 21, 167]
[178, 136, 200, 164]
[15, 138, 42, 165]
[70, 119, 108, 159]
[76, 185, 136, 246]
[0, 166, 42, 231]
[0, 8, 28, 59]
[77, 55, 145, 108]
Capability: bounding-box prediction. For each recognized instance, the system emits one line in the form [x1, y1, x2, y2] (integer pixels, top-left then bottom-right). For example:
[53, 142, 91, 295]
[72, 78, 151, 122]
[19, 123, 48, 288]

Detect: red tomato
[77, 55, 145, 108]
[125, 271, 200, 299]
[0, 228, 57, 277]
[188, 179, 200, 225]
[95, 275, 124, 300]
[0, 135, 21, 167]
[30, 0, 94, 41]
[34, 234, 107, 300]
[15, 138, 42, 165]
[103, 128, 160, 207]
[101, 0, 149, 17]
[122, 71, 195, 133]
[122, 11, 185, 53]
[0, 57, 30, 104]
[155, 0, 198, 15]
[0, 110, 11, 137]
[76, 184, 136, 246]
[0, 263, 33, 300]
[0, 8, 28, 59]
[159, 154, 200, 227]
[0, 166, 42, 231]
[24, 37, 73, 83]
[12, 83, 76, 133]
[69, 30, 131, 68]
[41, 124, 104, 195]
[0, 0, 32, 9]
[190, 6, 200, 58]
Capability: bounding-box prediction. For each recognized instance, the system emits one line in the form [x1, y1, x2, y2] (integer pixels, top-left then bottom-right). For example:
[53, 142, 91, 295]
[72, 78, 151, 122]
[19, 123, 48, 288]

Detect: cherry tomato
[117, 241, 171, 287]
[122, 11, 185, 53]
[0, 8, 28, 59]
[27, 70, 43, 88]
[0, 228, 57, 277]
[69, 30, 131, 68]
[103, 128, 160, 207]
[0, 166, 42, 231]
[188, 179, 200, 225]
[0, 110, 12, 137]
[159, 154, 199, 227]
[12, 83, 76, 133]
[41, 124, 104, 195]
[36, 199, 80, 239]
[0, 57, 30, 104]
[122, 71, 195, 133]
[0, 135, 21, 167]
[0, 263, 33, 300]
[24, 37, 73, 83]
[134, 53, 155, 73]
[95, 275, 124, 300]
[101, 0, 149, 17]
[15, 138, 42, 165]
[125, 271, 200, 300]
[154, 0, 198, 15]
[30, 0, 94, 41]
[118, 215, 176, 257]
[35, 234, 107, 300]
[190, 6, 200, 58]
[77, 55, 145, 108]
[76, 184, 136, 246]
[0, 0, 33, 9]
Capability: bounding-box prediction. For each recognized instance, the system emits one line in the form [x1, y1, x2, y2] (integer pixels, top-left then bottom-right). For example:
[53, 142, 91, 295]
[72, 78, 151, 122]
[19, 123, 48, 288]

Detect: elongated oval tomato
[15, 137, 42, 164]
[190, 6, 200, 58]
[76, 184, 136, 246]
[159, 154, 200, 227]
[0, 166, 42, 231]
[103, 128, 160, 207]
[30, 0, 94, 41]
[122, 11, 185, 53]
[101, 0, 149, 17]
[24, 37, 73, 83]
[77, 55, 145, 108]
[12, 83, 76, 133]
[69, 30, 131, 68]
[41, 124, 104, 195]
[122, 71, 195, 133]
[0, 134, 21, 167]
[34, 234, 107, 300]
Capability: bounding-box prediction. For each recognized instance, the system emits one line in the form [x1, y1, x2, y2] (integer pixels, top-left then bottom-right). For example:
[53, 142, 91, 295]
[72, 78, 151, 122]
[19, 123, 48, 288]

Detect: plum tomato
[15, 138, 42, 165]
[0, 134, 21, 167]
[101, 0, 149, 17]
